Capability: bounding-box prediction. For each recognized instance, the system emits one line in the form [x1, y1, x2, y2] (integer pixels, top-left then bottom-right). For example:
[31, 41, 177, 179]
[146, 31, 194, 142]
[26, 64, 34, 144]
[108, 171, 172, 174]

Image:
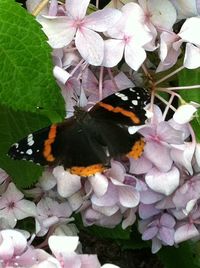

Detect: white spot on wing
[132, 100, 138, 106]
[26, 149, 33, 155]
[27, 134, 34, 146]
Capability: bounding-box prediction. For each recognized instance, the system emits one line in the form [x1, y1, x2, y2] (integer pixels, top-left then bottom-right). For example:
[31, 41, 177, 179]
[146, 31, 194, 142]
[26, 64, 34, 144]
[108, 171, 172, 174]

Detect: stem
[155, 66, 185, 86]
[159, 85, 200, 91]
[155, 94, 176, 112]
[156, 87, 183, 101]
[99, 66, 104, 100]
[162, 94, 174, 121]
[32, 0, 49, 16]
[96, 0, 99, 8]
[70, 59, 85, 76]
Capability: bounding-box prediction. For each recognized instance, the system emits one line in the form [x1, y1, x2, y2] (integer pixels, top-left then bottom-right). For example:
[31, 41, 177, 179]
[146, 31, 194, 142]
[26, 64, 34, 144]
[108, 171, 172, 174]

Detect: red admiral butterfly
[8, 87, 150, 176]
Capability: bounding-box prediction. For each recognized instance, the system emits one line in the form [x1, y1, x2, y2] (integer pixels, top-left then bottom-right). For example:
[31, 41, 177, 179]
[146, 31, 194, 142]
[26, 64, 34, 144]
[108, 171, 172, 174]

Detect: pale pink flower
[36, 197, 73, 236]
[0, 183, 36, 228]
[39, 0, 121, 65]
[102, 2, 153, 70]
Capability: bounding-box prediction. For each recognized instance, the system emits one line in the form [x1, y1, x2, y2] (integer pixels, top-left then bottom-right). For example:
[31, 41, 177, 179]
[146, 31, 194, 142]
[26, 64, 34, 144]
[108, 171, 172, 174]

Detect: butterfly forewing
[8, 87, 150, 172]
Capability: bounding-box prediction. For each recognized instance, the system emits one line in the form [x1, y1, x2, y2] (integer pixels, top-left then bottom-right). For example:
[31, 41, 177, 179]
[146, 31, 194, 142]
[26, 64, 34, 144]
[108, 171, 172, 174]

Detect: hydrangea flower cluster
[1, 0, 200, 266]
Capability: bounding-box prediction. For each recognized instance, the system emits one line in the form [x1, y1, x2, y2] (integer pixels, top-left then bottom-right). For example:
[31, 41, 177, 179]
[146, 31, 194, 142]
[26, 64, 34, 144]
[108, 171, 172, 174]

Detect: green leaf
[158, 242, 200, 268]
[178, 68, 200, 141]
[0, 0, 65, 118]
[0, 104, 50, 188]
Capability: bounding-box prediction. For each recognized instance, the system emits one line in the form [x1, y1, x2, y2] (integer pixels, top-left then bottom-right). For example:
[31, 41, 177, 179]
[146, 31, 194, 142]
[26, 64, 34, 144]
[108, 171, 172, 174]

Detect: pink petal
[80, 254, 101, 268]
[139, 203, 160, 219]
[145, 166, 180, 195]
[102, 39, 124, 67]
[39, 16, 76, 48]
[75, 28, 104, 66]
[91, 183, 118, 207]
[159, 227, 174, 245]
[125, 42, 146, 71]
[142, 226, 158, 240]
[92, 204, 119, 217]
[39, 170, 57, 191]
[144, 141, 173, 172]
[170, 142, 195, 175]
[118, 186, 140, 207]
[85, 8, 121, 32]
[129, 156, 153, 174]
[53, 166, 81, 198]
[122, 208, 137, 229]
[174, 223, 199, 243]
[65, 0, 89, 19]
[107, 160, 126, 183]
[160, 213, 176, 228]
[4, 182, 23, 202]
[157, 121, 184, 144]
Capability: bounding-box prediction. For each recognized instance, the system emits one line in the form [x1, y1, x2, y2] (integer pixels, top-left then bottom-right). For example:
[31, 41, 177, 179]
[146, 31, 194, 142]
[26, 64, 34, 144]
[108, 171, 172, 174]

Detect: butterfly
[8, 87, 150, 176]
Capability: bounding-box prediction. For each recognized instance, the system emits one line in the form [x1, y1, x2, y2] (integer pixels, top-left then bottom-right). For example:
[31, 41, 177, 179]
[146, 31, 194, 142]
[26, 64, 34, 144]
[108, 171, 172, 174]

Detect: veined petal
[89, 173, 108, 197]
[15, 200, 37, 219]
[39, 16, 76, 48]
[102, 39, 124, 67]
[75, 28, 104, 66]
[53, 167, 81, 198]
[118, 186, 140, 207]
[140, 0, 177, 30]
[145, 166, 180, 196]
[125, 43, 146, 71]
[184, 43, 200, 69]
[174, 224, 199, 243]
[65, 0, 89, 19]
[85, 8, 122, 32]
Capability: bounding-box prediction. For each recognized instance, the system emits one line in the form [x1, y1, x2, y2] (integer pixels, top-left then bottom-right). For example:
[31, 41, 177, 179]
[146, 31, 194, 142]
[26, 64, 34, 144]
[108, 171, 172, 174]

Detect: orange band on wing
[43, 124, 57, 162]
[99, 102, 140, 124]
[70, 164, 106, 177]
[127, 139, 145, 159]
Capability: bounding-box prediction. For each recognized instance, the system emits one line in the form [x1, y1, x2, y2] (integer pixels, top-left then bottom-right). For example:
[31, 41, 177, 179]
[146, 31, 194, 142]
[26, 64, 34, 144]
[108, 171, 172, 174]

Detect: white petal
[145, 166, 180, 195]
[141, 0, 177, 30]
[179, 17, 200, 46]
[53, 66, 71, 84]
[48, 235, 79, 255]
[75, 28, 104, 66]
[195, 143, 200, 168]
[184, 43, 200, 69]
[65, 0, 89, 19]
[85, 8, 122, 32]
[1, 229, 27, 256]
[89, 173, 108, 197]
[15, 200, 37, 219]
[173, 103, 197, 124]
[102, 39, 124, 67]
[0, 232, 14, 260]
[125, 43, 146, 71]
[39, 16, 76, 48]
[53, 166, 81, 198]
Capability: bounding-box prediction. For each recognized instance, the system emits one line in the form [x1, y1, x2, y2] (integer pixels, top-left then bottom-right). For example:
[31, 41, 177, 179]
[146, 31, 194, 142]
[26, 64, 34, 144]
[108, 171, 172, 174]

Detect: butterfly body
[8, 87, 150, 176]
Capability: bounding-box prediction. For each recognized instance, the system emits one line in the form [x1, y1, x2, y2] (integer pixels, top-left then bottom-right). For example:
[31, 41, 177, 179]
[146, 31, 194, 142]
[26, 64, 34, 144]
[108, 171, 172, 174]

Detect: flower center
[8, 201, 15, 209]
[74, 19, 85, 30]
[123, 35, 131, 44]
